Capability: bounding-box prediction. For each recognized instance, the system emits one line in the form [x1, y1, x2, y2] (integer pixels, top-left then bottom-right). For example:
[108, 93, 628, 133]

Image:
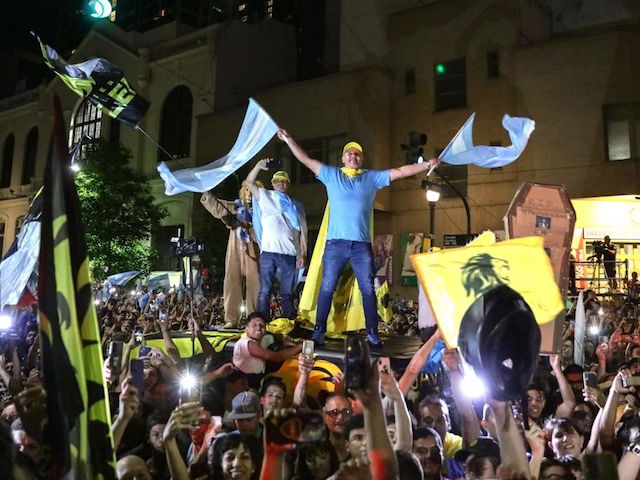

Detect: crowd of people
[2, 282, 640, 479]
[0, 130, 636, 478]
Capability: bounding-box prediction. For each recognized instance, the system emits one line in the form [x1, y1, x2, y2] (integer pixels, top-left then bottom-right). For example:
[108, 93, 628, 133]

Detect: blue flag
[107, 271, 141, 286]
[440, 113, 535, 168]
[157, 98, 278, 195]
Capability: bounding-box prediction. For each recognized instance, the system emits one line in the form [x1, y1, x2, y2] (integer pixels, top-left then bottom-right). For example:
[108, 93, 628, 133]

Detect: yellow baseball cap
[271, 171, 290, 183]
[343, 141, 363, 155]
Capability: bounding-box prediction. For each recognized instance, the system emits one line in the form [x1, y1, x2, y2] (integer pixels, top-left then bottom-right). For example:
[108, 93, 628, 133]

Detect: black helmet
[458, 284, 541, 401]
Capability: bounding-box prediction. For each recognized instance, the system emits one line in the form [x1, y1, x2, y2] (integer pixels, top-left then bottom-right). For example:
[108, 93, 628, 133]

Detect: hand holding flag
[157, 98, 278, 195]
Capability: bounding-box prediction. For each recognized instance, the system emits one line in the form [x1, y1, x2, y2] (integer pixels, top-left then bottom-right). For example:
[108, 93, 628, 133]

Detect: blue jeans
[316, 240, 378, 332]
[257, 252, 297, 319]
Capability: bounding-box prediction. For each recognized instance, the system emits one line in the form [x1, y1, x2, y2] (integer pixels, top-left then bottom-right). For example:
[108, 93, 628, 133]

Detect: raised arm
[487, 398, 531, 477]
[277, 129, 322, 176]
[192, 315, 216, 358]
[599, 369, 631, 451]
[550, 354, 576, 418]
[398, 330, 441, 396]
[442, 349, 482, 446]
[353, 354, 399, 480]
[163, 402, 202, 480]
[112, 377, 140, 450]
[292, 354, 313, 408]
[157, 313, 181, 363]
[389, 159, 440, 182]
[379, 365, 412, 452]
[245, 159, 270, 198]
[297, 203, 308, 268]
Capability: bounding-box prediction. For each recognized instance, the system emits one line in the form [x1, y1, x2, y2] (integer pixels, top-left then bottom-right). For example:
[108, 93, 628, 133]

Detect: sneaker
[311, 329, 326, 346]
[367, 330, 383, 347]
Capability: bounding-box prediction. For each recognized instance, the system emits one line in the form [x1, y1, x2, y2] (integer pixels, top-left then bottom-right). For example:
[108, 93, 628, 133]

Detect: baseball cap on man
[342, 141, 363, 155]
[271, 171, 290, 183]
[229, 391, 260, 420]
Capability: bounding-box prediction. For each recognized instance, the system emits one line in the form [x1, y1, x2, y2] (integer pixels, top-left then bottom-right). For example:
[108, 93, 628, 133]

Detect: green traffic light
[87, 0, 112, 19]
[435, 63, 445, 75]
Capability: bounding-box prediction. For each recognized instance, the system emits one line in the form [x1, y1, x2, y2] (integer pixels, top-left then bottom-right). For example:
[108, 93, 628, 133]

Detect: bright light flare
[589, 325, 599, 335]
[0, 315, 12, 331]
[109, 287, 116, 294]
[240, 304, 246, 313]
[130, 290, 136, 296]
[180, 373, 197, 391]
[459, 370, 486, 399]
[70, 163, 81, 172]
[598, 308, 604, 316]
[94, 299, 101, 306]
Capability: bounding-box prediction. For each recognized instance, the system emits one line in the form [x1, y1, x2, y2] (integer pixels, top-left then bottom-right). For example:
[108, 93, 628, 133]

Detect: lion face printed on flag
[410, 231, 564, 348]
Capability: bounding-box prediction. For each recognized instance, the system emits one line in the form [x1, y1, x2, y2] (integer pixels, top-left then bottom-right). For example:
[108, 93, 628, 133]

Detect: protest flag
[157, 98, 278, 195]
[34, 32, 149, 128]
[410, 231, 563, 348]
[439, 113, 535, 168]
[38, 95, 115, 479]
[0, 187, 42, 311]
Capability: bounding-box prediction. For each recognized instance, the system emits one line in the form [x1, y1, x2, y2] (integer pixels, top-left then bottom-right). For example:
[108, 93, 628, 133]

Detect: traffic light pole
[434, 170, 471, 242]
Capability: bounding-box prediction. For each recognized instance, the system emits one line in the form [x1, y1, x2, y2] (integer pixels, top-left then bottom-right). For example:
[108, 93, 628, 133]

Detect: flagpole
[135, 125, 176, 163]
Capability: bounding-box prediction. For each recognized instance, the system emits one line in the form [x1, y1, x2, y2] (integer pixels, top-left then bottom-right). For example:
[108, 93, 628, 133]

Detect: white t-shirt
[256, 188, 299, 256]
[232, 336, 265, 374]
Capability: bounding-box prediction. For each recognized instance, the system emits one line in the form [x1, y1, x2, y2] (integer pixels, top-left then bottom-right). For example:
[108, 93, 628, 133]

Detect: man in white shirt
[246, 159, 308, 319]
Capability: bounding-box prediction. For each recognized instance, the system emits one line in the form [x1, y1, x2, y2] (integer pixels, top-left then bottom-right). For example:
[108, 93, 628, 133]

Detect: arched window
[1, 134, 15, 188]
[21, 127, 38, 185]
[69, 99, 102, 155]
[158, 86, 192, 161]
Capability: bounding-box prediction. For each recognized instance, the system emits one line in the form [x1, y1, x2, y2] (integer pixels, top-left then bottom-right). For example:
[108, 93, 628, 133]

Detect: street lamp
[421, 181, 442, 242]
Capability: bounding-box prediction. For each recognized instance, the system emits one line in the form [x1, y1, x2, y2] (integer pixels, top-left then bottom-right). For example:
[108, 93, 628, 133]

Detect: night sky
[2, 0, 93, 53]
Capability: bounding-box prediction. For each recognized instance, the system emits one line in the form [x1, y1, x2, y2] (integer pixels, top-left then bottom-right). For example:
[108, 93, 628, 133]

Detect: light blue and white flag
[157, 98, 279, 195]
[0, 222, 40, 311]
[440, 113, 535, 168]
[147, 272, 171, 291]
[107, 271, 141, 286]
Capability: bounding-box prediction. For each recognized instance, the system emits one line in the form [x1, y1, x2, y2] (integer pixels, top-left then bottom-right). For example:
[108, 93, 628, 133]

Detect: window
[69, 99, 102, 155]
[275, 133, 347, 184]
[21, 127, 38, 185]
[405, 68, 416, 94]
[159, 86, 192, 161]
[487, 51, 500, 78]
[434, 58, 466, 111]
[604, 103, 640, 161]
[15, 216, 24, 238]
[1, 134, 15, 188]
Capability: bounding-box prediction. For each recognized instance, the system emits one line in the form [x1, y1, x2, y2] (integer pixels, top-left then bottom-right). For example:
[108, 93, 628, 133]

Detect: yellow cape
[298, 203, 391, 334]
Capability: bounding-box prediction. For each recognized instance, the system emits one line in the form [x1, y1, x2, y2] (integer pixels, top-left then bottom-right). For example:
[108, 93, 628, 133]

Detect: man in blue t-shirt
[277, 129, 439, 346]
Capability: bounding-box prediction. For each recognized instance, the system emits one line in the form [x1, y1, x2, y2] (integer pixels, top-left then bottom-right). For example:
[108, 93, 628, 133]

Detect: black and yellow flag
[38, 95, 115, 479]
[33, 32, 149, 128]
[410, 231, 564, 348]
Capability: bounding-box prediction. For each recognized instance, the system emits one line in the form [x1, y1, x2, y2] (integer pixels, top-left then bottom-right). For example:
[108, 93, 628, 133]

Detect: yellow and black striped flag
[38, 95, 115, 479]
[33, 32, 149, 128]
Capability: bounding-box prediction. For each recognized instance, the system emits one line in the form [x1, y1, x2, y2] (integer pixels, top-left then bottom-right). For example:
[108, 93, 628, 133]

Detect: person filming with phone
[245, 158, 308, 320]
